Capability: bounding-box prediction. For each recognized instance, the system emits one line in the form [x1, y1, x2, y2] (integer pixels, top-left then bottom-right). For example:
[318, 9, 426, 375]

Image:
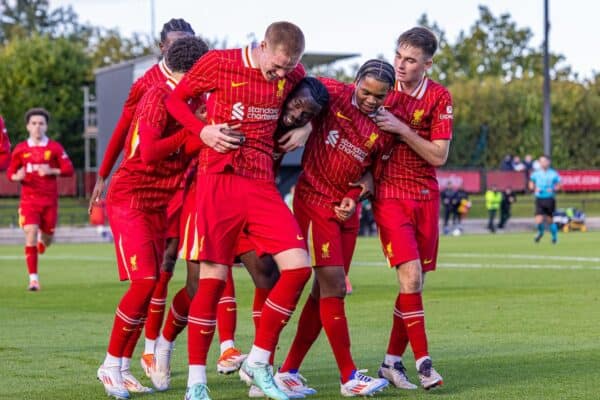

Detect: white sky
[51, 0, 598, 79]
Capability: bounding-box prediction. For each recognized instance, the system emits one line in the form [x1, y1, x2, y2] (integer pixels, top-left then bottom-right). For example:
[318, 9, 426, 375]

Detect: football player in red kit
[0, 114, 10, 170]
[7, 108, 74, 291]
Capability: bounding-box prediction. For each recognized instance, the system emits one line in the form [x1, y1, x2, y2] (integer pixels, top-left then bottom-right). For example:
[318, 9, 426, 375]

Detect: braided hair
[160, 18, 195, 43]
[355, 59, 395, 88]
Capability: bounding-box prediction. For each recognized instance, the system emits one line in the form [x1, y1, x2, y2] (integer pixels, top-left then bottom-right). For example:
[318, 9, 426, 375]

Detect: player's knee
[130, 278, 157, 302]
[186, 280, 198, 298]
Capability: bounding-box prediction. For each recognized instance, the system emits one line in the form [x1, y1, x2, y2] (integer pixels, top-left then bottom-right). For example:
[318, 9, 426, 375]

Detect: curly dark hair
[165, 37, 209, 73]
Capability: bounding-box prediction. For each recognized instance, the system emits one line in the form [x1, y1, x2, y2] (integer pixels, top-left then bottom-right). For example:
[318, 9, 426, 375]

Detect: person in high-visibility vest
[485, 185, 502, 233]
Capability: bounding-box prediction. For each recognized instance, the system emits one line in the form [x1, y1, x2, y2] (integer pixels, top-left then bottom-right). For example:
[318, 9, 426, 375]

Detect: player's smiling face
[281, 87, 322, 128]
[394, 44, 432, 86]
[259, 42, 299, 81]
[26, 116, 47, 141]
[354, 76, 391, 115]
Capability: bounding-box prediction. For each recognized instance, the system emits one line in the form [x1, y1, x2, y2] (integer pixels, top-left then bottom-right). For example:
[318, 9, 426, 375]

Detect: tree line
[0, 2, 598, 168]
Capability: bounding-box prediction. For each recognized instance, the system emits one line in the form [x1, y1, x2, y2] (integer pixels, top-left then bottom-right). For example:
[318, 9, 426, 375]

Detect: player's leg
[240, 180, 312, 400]
[548, 199, 558, 243]
[534, 198, 545, 242]
[242, 251, 279, 334]
[141, 236, 178, 374]
[36, 203, 56, 254]
[151, 260, 199, 391]
[217, 267, 247, 374]
[98, 204, 161, 399]
[23, 223, 40, 290]
[186, 261, 228, 398]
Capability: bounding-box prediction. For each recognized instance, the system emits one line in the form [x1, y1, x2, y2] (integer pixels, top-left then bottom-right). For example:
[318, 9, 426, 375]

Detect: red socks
[122, 317, 145, 358]
[386, 292, 410, 357]
[279, 294, 321, 372]
[188, 278, 225, 365]
[252, 288, 271, 334]
[320, 297, 356, 382]
[107, 279, 156, 357]
[162, 287, 192, 342]
[144, 270, 173, 342]
[398, 292, 428, 361]
[217, 268, 236, 344]
[254, 268, 311, 353]
[25, 246, 38, 275]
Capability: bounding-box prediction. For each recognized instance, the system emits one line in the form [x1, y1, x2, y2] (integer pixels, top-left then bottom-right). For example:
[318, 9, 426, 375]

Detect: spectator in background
[500, 154, 514, 171]
[498, 187, 516, 230]
[0, 114, 10, 170]
[485, 185, 502, 233]
[523, 154, 534, 173]
[359, 199, 376, 236]
[441, 183, 456, 234]
[512, 155, 526, 171]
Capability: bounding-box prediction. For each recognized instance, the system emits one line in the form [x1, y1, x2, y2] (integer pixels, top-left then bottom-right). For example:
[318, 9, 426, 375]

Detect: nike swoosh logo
[336, 111, 352, 122]
[200, 329, 214, 335]
[407, 321, 420, 327]
[226, 307, 236, 312]
[296, 235, 304, 240]
[122, 327, 137, 332]
[149, 309, 162, 313]
[423, 259, 433, 265]
[231, 81, 248, 88]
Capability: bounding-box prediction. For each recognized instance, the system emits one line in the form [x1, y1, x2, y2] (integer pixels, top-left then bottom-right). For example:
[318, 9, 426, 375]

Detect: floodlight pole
[543, 0, 551, 156]
[150, 0, 156, 40]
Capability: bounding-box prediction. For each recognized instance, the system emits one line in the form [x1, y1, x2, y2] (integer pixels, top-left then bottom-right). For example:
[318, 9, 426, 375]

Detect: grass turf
[1, 231, 599, 399]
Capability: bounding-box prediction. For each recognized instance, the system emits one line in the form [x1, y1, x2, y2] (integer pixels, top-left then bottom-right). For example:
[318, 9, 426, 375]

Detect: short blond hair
[265, 21, 305, 58]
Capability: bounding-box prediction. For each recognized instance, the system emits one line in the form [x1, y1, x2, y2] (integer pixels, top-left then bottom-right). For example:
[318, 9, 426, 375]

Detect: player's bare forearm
[401, 134, 450, 167]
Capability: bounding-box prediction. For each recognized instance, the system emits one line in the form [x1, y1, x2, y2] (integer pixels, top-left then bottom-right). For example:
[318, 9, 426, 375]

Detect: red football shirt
[7, 137, 74, 204]
[376, 78, 453, 200]
[107, 80, 193, 211]
[0, 116, 10, 170]
[166, 46, 305, 181]
[98, 59, 172, 178]
[296, 78, 394, 208]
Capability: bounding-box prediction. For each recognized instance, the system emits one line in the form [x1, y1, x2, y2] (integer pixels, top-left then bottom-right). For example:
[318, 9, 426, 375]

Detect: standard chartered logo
[231, 102, 245, 120]
[326, 130, 339, 146]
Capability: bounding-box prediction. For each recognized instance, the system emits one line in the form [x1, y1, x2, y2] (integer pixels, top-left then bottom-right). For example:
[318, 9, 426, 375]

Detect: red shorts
[18, 202, 57, 234]
[178, 179, 199, 260]
[166, 187, 184, 239]
[373, 198, 439, 272]
[107, 203, 166, 281]
[293, 196, 359, 272]
[195, 174, 306, 266]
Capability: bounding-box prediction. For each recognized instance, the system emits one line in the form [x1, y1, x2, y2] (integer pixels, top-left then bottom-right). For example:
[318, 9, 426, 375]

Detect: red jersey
[296, 78, 393, 208]
[98, 59, 172, 178]
[167, 46, 305, 181]
[7, 137, 74, 204]
[376, 78, 453, 200]
[107, 80, 193, 212]
[0, 116, 10, 170]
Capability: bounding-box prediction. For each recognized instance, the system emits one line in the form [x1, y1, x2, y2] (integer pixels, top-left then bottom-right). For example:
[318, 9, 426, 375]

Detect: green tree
[0, 35, 91, 167]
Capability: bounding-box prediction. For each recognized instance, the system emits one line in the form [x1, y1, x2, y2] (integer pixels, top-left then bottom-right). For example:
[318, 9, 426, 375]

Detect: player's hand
[349, 171, 374, 201]
[278, 122, 312, 153]
[200, 123, 243, 153]
[334, 197, 356, 222]
[37, 164, 53, 176]
[88, 177, 105, 215]
[374, 108, 410, 137]
[12, 167, 26, 181]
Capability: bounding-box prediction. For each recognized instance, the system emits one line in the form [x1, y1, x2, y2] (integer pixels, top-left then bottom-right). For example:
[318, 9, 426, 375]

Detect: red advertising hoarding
[436, 170, 481, 192]
[558, 170, 600, 192]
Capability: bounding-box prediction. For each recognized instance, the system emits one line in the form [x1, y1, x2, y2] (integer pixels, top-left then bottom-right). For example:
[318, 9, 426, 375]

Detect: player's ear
[424, 57, 433, 71]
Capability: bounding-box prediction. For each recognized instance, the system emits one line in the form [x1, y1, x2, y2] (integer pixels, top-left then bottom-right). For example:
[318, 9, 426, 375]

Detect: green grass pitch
[1, 232, 599, 399]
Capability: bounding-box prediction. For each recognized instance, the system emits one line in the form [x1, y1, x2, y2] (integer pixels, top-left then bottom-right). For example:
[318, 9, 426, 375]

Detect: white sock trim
[416, 356, 431, 371]
[121, 357, 131, 371]
[103, 353, 121, 368]
[188, 365, 207, 386]
[246, 345, 271, 367]
[220, 340, 235, 355]
[144, 338, 156, 355]
[384, 354, 403, 366]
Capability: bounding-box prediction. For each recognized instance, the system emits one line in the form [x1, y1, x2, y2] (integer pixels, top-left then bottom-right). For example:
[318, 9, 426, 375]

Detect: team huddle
[5, 18, 454, 400]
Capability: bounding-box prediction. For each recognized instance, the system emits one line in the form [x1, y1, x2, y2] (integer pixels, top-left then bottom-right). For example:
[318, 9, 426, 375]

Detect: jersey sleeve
[53, 142, 74, 177]
[6, 143, 23, 179]
[430, 88, 453, 141]
[166, 51, 220, 135]
[98, 79, 148, 178]
[138, 90, 190, 163]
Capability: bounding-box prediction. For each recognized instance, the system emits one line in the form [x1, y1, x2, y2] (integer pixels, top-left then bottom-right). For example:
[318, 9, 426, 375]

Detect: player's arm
[7, 146, 25, 181]
[0, 131, 10, 171]
[38, 143, 74, 177]
[528, 175, 538, 193]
